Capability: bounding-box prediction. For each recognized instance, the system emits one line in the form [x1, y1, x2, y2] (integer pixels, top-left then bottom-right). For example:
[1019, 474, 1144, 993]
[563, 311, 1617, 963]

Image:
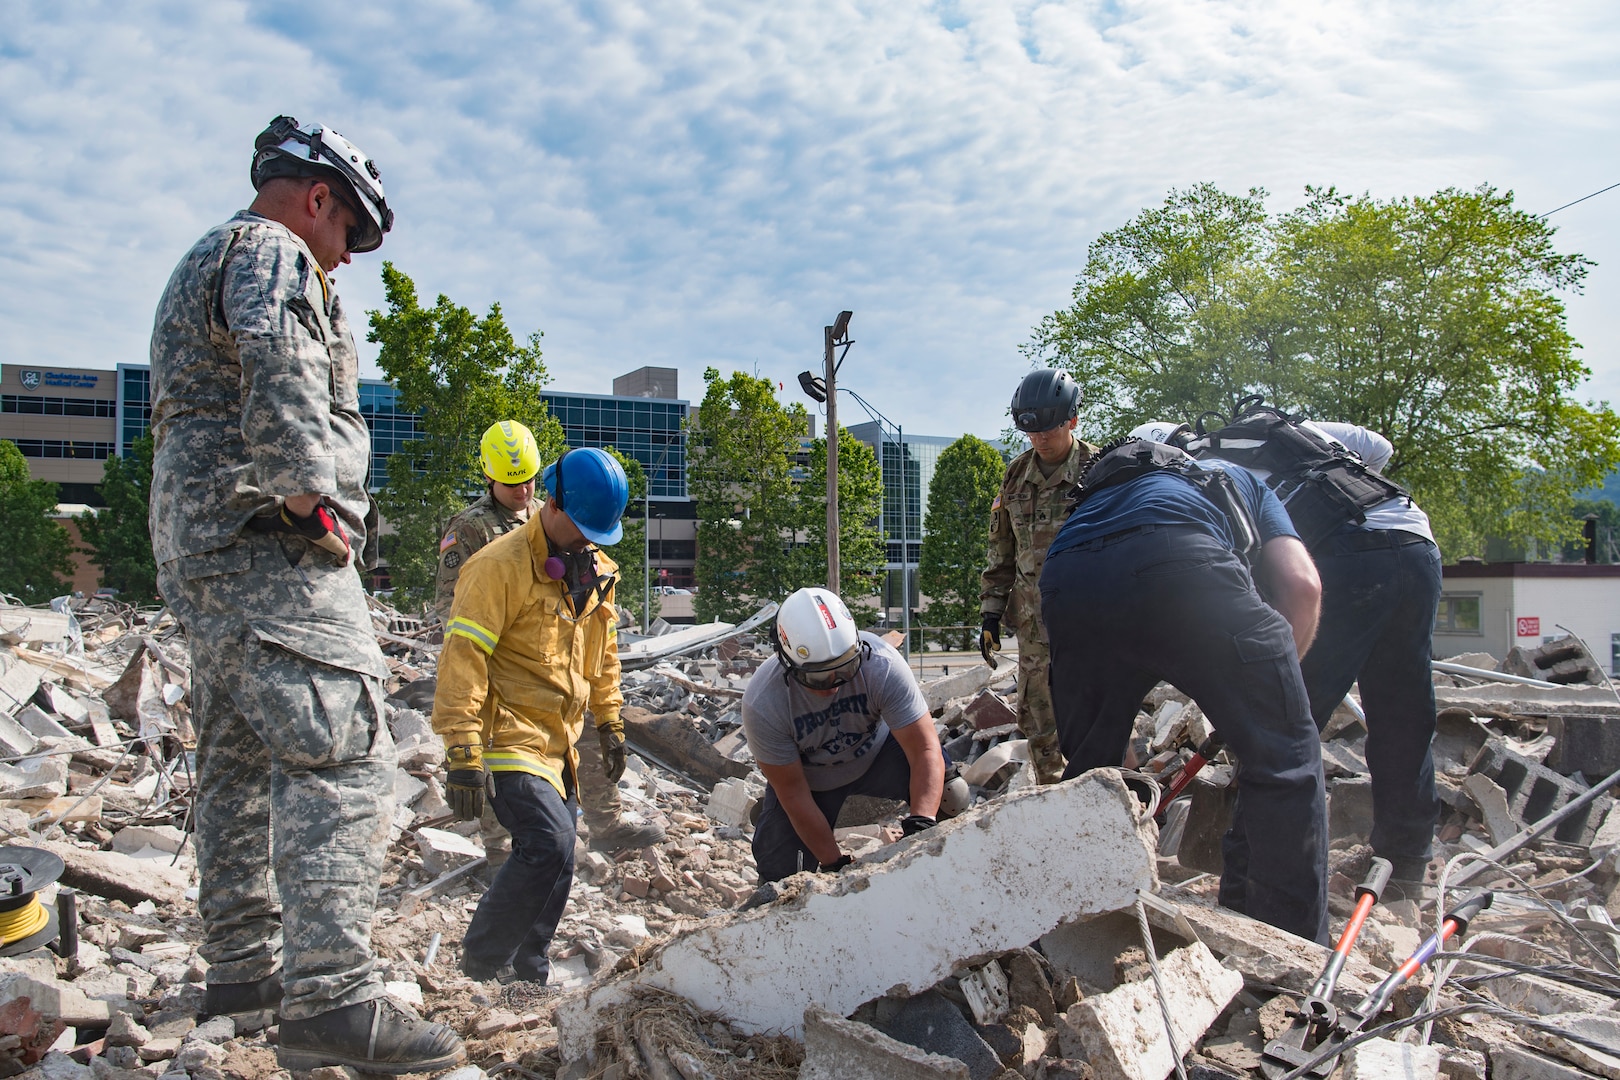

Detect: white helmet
[774, 587, 865, 690]
[251, 115, 394, 253]
[1128, 421, 1193, 448]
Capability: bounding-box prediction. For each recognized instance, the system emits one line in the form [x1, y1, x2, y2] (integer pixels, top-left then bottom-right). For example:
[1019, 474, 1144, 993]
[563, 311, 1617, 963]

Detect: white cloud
[1, 0, 1617, 440]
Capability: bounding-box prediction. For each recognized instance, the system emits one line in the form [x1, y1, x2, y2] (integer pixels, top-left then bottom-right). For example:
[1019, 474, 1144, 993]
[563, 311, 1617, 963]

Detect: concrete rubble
[1, 599, 1619, 1079]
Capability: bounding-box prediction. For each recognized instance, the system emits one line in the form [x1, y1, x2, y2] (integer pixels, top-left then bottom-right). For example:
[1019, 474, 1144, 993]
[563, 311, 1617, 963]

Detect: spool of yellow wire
[0, 897, 49, 948]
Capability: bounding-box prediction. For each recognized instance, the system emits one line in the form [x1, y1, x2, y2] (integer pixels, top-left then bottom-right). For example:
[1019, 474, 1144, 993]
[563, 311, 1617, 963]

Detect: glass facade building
[847, 423, 955, 566]
[540, 392, 688, 500]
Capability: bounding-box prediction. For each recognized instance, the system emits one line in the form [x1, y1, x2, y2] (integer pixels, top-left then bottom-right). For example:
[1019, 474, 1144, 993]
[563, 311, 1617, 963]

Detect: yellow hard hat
[479, 421, 541, 484]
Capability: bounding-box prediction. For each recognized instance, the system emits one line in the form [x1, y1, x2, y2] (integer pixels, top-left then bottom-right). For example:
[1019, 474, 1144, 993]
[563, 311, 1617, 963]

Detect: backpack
[1192, 402, 1408, 550]
[1070, 438, 1261, 561]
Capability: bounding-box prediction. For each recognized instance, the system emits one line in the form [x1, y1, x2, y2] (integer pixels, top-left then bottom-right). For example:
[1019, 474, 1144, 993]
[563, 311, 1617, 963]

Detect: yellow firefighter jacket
[432, 511, 623, 801]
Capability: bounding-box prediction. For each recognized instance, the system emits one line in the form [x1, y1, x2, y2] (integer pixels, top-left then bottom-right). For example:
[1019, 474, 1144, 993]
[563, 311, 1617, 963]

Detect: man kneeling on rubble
[1039, 429, 1329, 944]
[742, 587, 948, 884]
[431, 447, 630, 984]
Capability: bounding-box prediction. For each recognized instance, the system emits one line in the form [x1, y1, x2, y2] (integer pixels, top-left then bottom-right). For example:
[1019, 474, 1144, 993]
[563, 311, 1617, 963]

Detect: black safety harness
[1189, 400, 1409, 550]
[1070, 437, 1262, 562]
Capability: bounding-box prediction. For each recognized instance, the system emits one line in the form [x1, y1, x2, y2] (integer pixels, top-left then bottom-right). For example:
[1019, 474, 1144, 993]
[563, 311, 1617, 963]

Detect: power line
[1538, 180, 1620, 219]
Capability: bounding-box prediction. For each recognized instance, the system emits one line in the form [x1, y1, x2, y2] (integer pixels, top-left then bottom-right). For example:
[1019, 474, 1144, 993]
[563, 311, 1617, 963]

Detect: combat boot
[586, 814, 667, 853]
[277, 996, 465, 1074]
[201, 971, 282, 1032]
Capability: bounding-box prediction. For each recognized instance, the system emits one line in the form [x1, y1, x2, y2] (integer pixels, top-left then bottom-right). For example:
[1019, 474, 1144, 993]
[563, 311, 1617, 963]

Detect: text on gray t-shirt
[741, 633, 929, 791]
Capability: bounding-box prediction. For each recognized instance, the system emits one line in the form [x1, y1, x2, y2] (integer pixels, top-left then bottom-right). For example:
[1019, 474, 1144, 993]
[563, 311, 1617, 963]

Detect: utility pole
[824, 322, 839, 594]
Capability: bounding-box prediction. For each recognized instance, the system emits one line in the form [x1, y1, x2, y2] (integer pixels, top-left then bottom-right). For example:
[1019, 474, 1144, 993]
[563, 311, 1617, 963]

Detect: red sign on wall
[1516, 616, 1541, 637]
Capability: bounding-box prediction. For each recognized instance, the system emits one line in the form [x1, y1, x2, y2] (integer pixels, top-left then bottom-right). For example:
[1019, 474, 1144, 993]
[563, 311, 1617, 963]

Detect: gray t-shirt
[742, 633, 930, 791]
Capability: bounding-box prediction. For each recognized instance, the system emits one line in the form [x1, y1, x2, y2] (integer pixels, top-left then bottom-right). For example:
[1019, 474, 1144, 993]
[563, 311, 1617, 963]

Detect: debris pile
[6, 596, 1620, 1080]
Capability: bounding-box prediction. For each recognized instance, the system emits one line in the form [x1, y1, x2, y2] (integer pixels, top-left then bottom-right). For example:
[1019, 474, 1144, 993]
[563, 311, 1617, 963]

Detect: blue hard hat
[544, 447, 629, 545]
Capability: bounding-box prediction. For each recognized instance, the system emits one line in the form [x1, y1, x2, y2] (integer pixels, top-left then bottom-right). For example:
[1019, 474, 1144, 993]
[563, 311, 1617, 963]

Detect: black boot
[277, 997, 465, 1074]
[202, 971, 282, 1032]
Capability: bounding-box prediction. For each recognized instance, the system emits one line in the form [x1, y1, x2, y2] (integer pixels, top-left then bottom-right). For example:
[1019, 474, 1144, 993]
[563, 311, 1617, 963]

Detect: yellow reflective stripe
[446, 616, 499, 654]
[483, 751, 567, 800]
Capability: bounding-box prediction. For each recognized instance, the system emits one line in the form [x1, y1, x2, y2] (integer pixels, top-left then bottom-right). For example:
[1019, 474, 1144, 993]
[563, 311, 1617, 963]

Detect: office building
[847, 422, 955, 607]
[2, 362, 697, 591]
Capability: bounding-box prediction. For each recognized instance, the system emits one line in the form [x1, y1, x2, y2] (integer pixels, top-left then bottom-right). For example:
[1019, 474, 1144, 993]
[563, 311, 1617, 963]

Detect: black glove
[249, 500, 351, 562]
[819, 854, 853, 873]
[444, 745, 488, 822]
[979, 614, 1001, 667]
[598, 725, 627, 784]
[901, 814, 937, 836]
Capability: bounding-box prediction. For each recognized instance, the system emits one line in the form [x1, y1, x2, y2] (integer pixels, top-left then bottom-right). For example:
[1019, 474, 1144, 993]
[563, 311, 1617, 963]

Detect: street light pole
[824, 323, 839, 595]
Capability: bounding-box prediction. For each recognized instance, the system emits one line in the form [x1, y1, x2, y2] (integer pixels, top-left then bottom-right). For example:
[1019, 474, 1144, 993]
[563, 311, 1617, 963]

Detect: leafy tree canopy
[367, 262, 567, 611]
[79, 435, 158, 604]
[919, 435, 1005, 648]
[1027, 183, 1620, 557]
[688, 368, 808, 623]
[0, 441, 75, 604]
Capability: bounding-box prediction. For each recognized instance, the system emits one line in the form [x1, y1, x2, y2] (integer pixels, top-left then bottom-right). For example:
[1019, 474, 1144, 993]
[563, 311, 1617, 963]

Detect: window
[13, 440, 116, 460]
[1435, 593, 1483, 635]
[1611, 634, 1620, 676]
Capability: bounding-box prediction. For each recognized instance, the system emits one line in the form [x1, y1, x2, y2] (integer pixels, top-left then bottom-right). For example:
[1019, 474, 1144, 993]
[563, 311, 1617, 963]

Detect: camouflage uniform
[980, 436, 1096, 784]
[432, 491, 627, 859]
[433, 493, 529, 624]
[150, 211, 392, 1021]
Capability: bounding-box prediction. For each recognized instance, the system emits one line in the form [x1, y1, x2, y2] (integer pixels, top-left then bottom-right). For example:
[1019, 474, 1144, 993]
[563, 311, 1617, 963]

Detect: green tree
[600, 447, 660, 629]
[367, 263, 567, 611]
[78, 435, 158, 603]
[1027, 183, 1620, 557]
[688, 368, 809, 622]
[0, 441, 75, 604]
[799, 428, 885, 607]
[919, 435, 1005, 648]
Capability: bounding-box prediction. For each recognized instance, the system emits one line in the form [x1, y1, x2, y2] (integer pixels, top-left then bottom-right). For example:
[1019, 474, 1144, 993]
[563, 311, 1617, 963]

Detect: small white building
[1432, 562, 1620, 673]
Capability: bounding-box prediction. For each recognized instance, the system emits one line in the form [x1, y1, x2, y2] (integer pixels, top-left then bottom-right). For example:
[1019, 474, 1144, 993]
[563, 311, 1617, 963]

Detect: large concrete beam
[556, 771, 1158, 1057]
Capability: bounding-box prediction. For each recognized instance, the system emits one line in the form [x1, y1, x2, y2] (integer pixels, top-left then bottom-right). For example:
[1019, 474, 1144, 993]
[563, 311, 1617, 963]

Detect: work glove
[597, 723, 627, 784]
[248, 500, 351, 562]
[979, 614, 1001, 668]
[444, 744, 490, 822]
[901, 814, 937, 836]
[819, 854, 854, 873]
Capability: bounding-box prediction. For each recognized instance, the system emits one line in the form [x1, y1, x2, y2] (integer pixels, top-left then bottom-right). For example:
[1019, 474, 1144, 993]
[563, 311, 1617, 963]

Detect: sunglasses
[790, 649, 864, 691]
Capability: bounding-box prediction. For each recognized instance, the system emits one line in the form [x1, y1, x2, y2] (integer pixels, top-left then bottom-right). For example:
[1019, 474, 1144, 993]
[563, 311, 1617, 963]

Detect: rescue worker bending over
[436, 424, 663, 857]
[1190, 408, 1443, 895]
[1039, 430, 1328, 943]
[742, 588, 948, 883]
[981, 369, 1097, 784]
[431, 447, 630, 984]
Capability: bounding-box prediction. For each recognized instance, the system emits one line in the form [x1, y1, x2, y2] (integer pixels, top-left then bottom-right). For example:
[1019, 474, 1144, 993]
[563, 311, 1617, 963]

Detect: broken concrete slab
[108, 826, 186, 857]
[1329, 776, 1375, 842]
[1491, 1043, 1592, 1080]
[1469, 737, 1608, 845]
[1056, 940, 1242, 1080]
[1462, 773, 1518, 845]
[1342, 1038, 1440, 1079]
[1142, 884, 1382, 998]
[1546, 713, 1620, 782]
[962, 688, 1017, 732]
[33, 841, 188, 906]
[921, 664, 998, 714]
[414, 827, 482, 877]
[1435, 683, 1620, 716]
[705, 777, 757, 827]
[0, 755, 67, 800]
[0, 710, 40, 758]
[555, 770, 1158, 1055]
[0, 973, 112, 1027]
[798, 1006, 970, 1080]
[621, 706, 752, 788]
[1522, 1012, 1620, 1078]
[15, 705, 73, 741]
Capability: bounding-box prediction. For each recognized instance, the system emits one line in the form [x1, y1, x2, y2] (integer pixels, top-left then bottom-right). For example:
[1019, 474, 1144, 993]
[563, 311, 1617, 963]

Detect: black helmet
[1010, 369, 1081, 433]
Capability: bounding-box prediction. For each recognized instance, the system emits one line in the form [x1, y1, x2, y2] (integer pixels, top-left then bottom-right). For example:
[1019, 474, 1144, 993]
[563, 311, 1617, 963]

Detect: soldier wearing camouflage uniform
[435, 423, 664, 856]
[149, 117, 462, 1075]
[980, 370, 1095, 785]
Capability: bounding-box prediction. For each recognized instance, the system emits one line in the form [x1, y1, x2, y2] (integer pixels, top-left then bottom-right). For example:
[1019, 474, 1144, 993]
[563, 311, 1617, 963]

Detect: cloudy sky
[2, 1, 1616, 444]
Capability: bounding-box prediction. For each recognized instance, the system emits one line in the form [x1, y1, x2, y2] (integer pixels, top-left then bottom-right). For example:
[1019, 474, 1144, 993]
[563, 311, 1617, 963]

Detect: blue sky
[2, 1, 1616, 445]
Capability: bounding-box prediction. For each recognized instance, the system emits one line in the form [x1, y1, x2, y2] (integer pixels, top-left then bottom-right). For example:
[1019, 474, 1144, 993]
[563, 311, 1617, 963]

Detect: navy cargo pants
[1300, 528, 1443, 880]
[1040, 525, 1329, 944]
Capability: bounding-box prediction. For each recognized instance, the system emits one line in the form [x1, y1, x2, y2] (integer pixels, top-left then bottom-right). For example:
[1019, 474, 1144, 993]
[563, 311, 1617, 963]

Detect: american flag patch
[439, 532, 458, 553]
[991, 494, 1001, 511]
